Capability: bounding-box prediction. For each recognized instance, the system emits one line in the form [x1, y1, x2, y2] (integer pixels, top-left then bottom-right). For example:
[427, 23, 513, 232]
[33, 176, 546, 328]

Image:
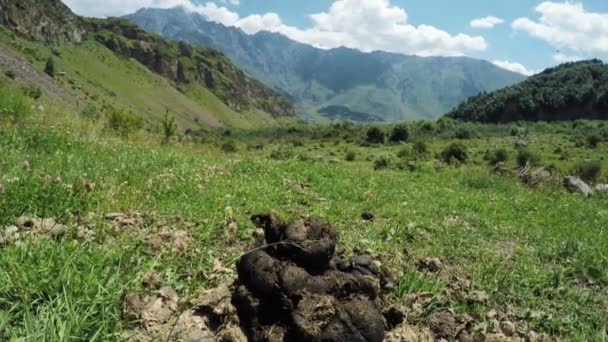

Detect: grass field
[1, 87, 608, 340]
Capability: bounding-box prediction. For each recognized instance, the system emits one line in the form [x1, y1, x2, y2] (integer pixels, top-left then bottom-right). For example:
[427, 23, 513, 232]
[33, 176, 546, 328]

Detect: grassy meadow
[0, 83, 608, 340]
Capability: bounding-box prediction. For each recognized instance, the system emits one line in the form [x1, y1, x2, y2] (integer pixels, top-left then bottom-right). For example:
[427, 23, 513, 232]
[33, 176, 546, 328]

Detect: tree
[389, 124, 410, 142]
[44, 57, 55, 78]
[162, 109, 177, 144]
[366, 127, 385, 144]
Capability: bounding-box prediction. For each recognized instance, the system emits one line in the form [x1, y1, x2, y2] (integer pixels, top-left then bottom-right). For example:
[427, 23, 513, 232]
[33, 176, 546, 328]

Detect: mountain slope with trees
[0, 0, 295, 129]
[446, 60, 608, 122]
[125, 7, 526, 122]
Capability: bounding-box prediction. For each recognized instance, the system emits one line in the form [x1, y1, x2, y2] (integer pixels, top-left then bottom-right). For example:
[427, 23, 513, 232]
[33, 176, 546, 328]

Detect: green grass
[1, 100, 608, 339]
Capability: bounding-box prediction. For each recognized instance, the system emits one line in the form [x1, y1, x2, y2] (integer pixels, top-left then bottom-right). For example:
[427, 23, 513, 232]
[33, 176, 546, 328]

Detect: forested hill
[446, 60, 608, 123]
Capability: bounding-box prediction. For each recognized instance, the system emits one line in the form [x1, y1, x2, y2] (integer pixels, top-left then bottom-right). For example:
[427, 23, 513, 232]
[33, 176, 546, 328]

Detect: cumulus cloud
[552, 52, 583, 63]
[492, 60, 536, 76]
[63, 0, 239, 21]
[63, 0, 487, 57]
[512, 1, 608, 55]
[470, 16, 504, 29]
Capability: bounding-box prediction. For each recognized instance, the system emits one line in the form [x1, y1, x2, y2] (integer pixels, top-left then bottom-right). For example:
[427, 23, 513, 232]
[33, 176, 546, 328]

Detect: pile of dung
[232, 213, 390, 342]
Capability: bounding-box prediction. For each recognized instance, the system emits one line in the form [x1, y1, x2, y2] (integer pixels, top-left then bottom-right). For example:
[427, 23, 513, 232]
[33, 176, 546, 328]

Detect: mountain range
[126, 7, 527, 122]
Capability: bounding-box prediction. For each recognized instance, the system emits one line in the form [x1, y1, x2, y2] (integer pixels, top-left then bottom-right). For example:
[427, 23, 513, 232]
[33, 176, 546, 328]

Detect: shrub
[420, 121, 436, 133]
[412, 141, 428, 156]
[345, 150, 356, 161]
[516, 148, 541, 167]
[389, 124, 410, 142]
[486, 148, 509, 165]
[80, 103, 99, 120]
[454, 127, 475, 140]
[221, 141, 237, 153]
[586, 134, 602, 148]
[269, 147, 294, 160]
[0, 85, 30, 121]
[4, 69, 16, 79]
[21, 84, 42, 99]
[373, 156, 390, 170]
[106, 108, 143, 135]
[162, 111, 177, 144]
[396, 146, 412, 159]
[44, 57, 55, 78]
[573, 160, 602, 182]
[366, 127, 385, 144]
[441, 143, 468, 164]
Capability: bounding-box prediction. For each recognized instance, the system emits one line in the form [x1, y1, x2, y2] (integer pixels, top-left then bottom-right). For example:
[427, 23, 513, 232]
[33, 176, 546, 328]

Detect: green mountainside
[0, 0, 295, 129]
[446, 60, 608, 123]
[125, 7, 526, 122]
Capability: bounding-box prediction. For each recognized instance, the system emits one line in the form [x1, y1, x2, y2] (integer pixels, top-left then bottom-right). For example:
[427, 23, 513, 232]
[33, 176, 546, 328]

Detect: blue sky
[63, 0, 608, 75]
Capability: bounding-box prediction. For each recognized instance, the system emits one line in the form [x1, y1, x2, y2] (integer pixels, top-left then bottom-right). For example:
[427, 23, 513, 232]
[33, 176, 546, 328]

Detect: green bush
[269, 147, 294, 160]
[396, 146, 412, 159]
[516, 148, 541, 167]
[373, 156, 390, 170]
[0, 85, 30, 121]
[586, 134, 602, 148]
[441, 143, 468, 164]
[454, 127, 475, 139]
[412, 141, 428, 156]
[420, 121, 436, 133]
[345, 150, 356, 161]
[106, 108, 143, 135]
[44, 57, 55, 78]
[221, 141, 237, 153]
[21, 84, 42, 100]
[366, 127, 385, 144]
[573, 160, 602, 182]
[80, 103, 100, 120]
[486, 148, 509, 165]
[162, 111, 177, 144]
[389, 124, 410, 142]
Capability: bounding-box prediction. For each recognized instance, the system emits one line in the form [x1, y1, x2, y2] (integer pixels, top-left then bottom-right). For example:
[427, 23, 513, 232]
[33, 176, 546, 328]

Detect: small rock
[486, 333, 510, 342]
[486, 309, 498, 319]
[407, 161, 417, 171]
[501, 321, 516, 336]
[467, 290, 490, 304]
[521, 167, 552, 187]
[489, 319, 501, 332]
[595, 184, 608, 192]
[514, 139, 528, 147]
[384, 324, 433, 342]
[105, 212, 125, 220]
[5, 225, 19, 236]
[563, 176, 594, 197]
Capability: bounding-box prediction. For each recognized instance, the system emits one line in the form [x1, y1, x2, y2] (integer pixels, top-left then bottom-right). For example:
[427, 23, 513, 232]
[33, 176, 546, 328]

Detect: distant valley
[126, 7, 526, 122]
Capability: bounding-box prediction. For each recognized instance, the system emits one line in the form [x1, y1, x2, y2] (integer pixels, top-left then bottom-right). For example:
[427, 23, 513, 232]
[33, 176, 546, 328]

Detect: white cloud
[512, 1, 608, 55]
[63, 0, 487, 57]
[470, 16, 504, 29]
[492, 60, 536, 76]
[63, 0, 239, 21]
[221, 0, 240, 5]
[552, 52, 582, 63]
